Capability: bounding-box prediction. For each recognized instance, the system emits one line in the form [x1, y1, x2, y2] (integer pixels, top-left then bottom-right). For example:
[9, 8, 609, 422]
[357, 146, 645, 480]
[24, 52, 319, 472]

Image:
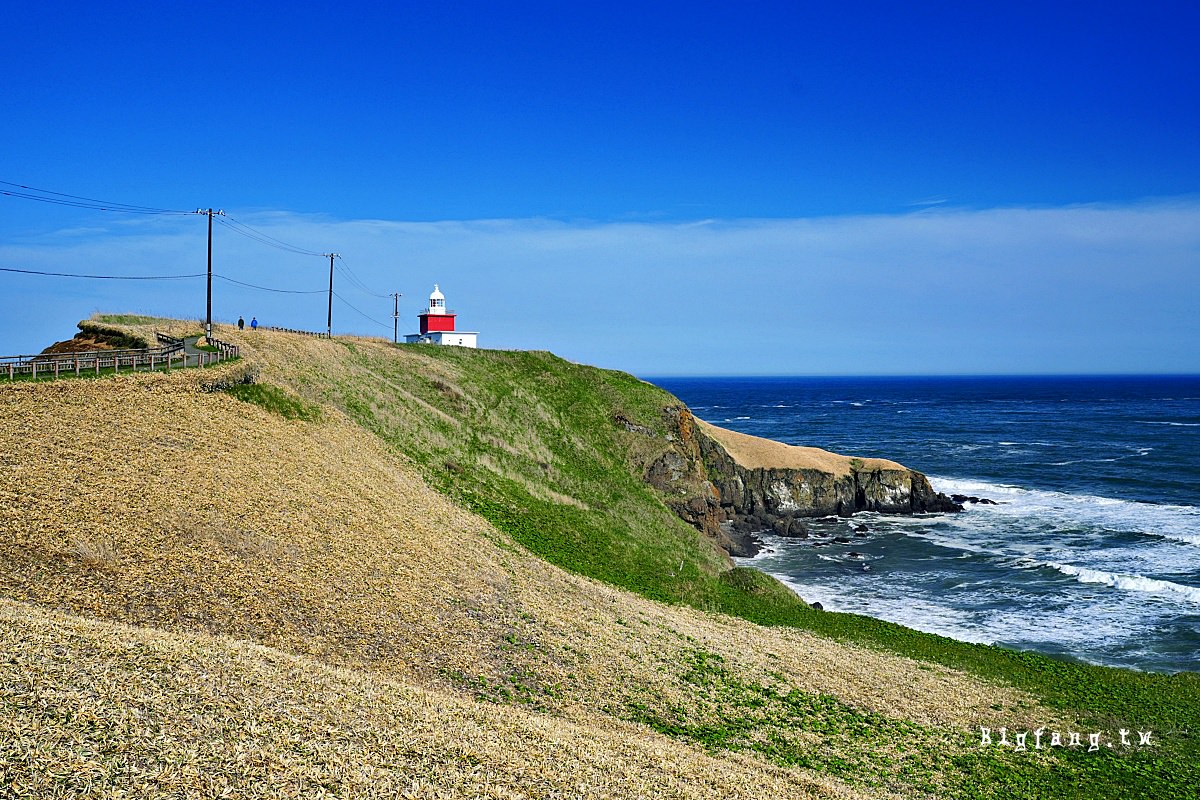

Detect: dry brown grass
[697, 419, 905, 475]
[0, 599, 878, 800]
[0, 323, 1060, 797]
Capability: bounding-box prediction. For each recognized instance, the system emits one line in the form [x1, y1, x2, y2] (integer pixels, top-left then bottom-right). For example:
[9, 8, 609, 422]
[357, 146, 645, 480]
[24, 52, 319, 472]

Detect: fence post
[32, 361, 37, 380]
[54, 361, 60, 378]
[75, 356, 80, 377]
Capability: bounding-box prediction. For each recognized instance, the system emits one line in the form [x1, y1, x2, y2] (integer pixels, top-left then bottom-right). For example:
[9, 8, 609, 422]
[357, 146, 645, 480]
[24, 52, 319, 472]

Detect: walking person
[238, 316, 245, 330]
[250, 317, 258, 330]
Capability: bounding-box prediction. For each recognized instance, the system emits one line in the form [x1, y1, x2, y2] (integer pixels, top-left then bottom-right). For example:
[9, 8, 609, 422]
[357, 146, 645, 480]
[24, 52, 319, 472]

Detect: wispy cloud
[3, 200, 1199, 374]
[905, 196, 949, 208]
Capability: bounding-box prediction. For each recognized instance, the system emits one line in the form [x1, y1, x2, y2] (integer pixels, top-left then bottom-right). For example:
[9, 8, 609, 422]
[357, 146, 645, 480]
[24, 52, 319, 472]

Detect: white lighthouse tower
[404, 284, 479, 347]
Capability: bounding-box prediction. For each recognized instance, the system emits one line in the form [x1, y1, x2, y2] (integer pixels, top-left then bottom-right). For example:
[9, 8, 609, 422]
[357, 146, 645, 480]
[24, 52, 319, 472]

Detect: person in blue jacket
[250, 317, 258, 330]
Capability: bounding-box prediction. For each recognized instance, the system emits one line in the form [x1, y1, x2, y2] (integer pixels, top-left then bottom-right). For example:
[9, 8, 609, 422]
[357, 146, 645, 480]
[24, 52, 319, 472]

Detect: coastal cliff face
[640, 406, 960, 557]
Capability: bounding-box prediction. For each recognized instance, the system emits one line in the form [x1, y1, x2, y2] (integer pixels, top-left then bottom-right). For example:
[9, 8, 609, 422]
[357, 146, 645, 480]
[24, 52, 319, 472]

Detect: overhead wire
[1, 266, 203, 280]
[333, 291, 391, 329]
[0, 180, 192, 214]
[216, 215, 328, 257]
[214, 274, 326, 294]
[335, 259, 389, 299]
[6, 180, 403, 333]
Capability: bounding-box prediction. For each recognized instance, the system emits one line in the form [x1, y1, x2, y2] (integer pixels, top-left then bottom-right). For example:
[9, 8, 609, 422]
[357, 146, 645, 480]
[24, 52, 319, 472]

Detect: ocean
[651, 375, 1200, 674]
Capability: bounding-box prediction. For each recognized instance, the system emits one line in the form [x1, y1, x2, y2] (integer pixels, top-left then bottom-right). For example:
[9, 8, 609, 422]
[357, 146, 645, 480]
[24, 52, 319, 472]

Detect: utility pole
[196, 208, 225, 342]
[391, 292, 402, 343]
[324, 253, 339, 338]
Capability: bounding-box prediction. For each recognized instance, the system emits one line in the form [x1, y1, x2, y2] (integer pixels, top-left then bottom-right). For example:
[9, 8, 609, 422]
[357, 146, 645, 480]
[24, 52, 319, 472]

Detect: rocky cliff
[639, 406, 960, 557]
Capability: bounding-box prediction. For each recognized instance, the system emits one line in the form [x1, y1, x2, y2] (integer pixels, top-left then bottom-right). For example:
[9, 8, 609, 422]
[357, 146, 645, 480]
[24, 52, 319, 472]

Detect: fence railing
[2, 332, 239, 381]
[259, 326, 329, 338]
[207, 336, 240, 359]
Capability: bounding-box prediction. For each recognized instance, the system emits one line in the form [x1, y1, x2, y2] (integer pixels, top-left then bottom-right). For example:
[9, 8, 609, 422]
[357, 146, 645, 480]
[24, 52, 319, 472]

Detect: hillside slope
[2, 318, 1197, 799]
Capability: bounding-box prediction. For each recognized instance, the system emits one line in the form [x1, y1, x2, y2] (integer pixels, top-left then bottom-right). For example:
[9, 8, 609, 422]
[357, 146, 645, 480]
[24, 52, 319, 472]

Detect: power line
[0, 266, 203, 280]
[335, 263, 380, 297]
[333, 291, 391, 329]
[0, 180, 191, 215]
[6, 181, 400, 332]
[214, 274, 326, 294]
[216, 215, 327, 257]
[335, 256, 389, 298]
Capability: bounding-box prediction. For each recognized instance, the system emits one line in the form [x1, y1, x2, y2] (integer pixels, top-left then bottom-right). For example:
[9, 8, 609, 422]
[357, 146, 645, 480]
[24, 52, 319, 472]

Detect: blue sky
[3, 1, 1198, 375]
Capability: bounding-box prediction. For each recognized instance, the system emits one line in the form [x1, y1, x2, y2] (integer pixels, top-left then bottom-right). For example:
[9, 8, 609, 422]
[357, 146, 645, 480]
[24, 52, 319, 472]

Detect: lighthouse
[404, 284, 479, 348]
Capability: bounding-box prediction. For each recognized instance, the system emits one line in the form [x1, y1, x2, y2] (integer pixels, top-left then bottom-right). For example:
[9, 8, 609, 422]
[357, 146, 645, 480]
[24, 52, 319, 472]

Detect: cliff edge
[642, 406, 960, 557]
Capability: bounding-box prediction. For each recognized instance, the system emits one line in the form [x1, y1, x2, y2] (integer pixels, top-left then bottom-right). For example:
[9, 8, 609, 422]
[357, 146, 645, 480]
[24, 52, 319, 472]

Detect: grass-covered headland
[0, 316, 1195, 799]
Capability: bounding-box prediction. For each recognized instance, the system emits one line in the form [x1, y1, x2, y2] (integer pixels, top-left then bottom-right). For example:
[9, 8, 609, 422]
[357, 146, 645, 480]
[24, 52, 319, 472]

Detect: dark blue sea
[651, 375, 1200, 674]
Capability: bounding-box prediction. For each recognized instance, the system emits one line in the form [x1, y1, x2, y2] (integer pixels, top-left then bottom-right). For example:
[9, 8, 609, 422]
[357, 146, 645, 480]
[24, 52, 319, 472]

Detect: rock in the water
[951, 494, 998, 506]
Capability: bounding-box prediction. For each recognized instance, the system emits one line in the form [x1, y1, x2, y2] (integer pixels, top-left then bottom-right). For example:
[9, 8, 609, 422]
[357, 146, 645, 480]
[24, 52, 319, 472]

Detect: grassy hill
[1, 316, 1196, 798]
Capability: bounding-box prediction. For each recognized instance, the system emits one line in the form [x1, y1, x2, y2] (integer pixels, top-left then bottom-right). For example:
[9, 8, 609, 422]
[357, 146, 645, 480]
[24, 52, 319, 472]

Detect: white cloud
[3, 200, 1198, 374]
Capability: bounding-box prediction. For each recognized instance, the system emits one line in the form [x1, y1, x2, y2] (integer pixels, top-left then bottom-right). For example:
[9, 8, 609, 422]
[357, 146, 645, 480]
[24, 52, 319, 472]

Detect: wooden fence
[259, 326, 329, 338]
[2, 333, 239, 381]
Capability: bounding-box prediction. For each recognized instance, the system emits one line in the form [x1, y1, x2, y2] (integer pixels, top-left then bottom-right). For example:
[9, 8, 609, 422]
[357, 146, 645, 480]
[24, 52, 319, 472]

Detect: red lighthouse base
[419, 313, 456, 334]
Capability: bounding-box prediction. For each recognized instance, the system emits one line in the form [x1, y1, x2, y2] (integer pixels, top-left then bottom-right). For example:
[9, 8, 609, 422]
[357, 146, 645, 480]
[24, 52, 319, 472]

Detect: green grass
[268, 341, 1198, 799]
[623, 640, 1196, 799]
[78, 319, 156, 349]
[91, 313, 178, 327]
[224, 382, 322, 421]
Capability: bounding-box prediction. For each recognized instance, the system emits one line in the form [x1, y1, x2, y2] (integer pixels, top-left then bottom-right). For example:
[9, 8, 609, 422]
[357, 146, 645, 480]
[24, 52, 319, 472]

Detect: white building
[404, 284, 479, 348]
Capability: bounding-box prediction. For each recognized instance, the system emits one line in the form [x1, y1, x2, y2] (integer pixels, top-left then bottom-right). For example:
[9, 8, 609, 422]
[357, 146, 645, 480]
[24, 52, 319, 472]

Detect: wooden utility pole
[391, 292, 402, 343]
[324, 253, 339, 338]
[196, 208, 225, 342]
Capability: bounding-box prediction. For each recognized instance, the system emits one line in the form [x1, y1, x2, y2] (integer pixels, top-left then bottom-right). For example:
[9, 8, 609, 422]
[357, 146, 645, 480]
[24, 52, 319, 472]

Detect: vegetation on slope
[1, 332, 1031, 799]
[243, 328, 1197, 800]
[2, 317, 1195, 798]
[1, 600, 866, 800]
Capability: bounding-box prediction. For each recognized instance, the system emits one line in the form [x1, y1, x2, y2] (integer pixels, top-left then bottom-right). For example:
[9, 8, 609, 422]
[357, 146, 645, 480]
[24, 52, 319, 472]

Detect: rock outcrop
[639, 405, 960, 558]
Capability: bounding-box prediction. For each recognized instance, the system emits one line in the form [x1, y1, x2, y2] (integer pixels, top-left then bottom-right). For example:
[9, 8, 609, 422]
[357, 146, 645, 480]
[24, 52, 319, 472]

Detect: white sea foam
[997, 441, 1061, 447]
[1048, 563, 1200, 604]
[768, 573, 997, 644]
[743, 517, 1194, 669]
[770, 569, 1137, 657]
[930, 476, 1200, 548]
[901, 528, 1005, 557]
[1137, 420, 1200, 426]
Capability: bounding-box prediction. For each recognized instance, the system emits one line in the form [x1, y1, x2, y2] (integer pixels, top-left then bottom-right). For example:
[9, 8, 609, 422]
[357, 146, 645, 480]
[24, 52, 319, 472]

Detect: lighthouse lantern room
[405, 284, 479, 348]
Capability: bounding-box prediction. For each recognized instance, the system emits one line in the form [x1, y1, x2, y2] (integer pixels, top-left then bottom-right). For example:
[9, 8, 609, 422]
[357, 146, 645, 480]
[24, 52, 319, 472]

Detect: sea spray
[657, 375, 1200, 672]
